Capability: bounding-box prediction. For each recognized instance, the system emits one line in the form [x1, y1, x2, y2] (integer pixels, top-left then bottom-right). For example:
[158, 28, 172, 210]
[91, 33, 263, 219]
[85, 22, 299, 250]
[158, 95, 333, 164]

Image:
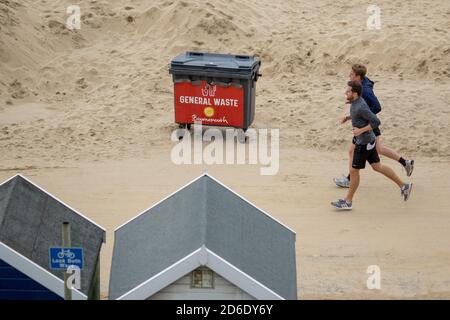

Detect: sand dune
[1, 0, 450, 163]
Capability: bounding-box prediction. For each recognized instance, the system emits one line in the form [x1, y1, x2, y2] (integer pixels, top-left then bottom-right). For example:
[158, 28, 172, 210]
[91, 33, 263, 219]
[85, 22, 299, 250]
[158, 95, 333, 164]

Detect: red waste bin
[169, 52, 261, 133]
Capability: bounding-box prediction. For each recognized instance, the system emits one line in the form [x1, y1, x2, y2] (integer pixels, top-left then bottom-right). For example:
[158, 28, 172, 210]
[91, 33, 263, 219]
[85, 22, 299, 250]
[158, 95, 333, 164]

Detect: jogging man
[331, 81, 413, 210]
[334, 64, 414, 188]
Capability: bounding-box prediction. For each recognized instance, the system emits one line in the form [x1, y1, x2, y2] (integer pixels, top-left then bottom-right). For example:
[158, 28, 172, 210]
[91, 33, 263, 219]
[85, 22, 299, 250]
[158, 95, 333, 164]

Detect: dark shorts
[352, 141, 380, 169]
[351, 128, 381, 145]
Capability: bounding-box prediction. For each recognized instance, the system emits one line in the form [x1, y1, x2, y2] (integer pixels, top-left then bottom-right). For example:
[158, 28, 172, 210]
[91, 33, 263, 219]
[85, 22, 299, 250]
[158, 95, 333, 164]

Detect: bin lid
[169, 52, 261, 80]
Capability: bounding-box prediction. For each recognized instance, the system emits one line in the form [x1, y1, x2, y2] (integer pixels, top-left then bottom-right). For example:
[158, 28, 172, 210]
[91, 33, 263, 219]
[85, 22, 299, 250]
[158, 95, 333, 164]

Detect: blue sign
[49, 247, 84, 270]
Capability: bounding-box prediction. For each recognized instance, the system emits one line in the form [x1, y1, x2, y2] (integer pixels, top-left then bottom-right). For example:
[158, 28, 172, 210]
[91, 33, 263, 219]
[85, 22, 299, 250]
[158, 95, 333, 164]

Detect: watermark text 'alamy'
[171, 123, 279, 175]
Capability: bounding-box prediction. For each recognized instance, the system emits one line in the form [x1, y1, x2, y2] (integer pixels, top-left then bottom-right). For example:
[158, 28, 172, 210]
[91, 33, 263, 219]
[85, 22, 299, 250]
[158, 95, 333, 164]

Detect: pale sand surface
[1, 147, 449, 299]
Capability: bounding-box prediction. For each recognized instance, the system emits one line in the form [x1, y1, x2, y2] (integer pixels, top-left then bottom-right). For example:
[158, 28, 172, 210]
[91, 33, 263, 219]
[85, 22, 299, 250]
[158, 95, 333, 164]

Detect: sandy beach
[1, 0, 450, 299]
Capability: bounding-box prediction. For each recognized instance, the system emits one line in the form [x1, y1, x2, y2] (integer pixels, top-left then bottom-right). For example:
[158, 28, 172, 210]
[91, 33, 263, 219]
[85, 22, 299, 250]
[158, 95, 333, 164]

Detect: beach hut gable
[109, 173, 297, 300]
[0, 241, 86, 300]
[0, 174, 105, 299]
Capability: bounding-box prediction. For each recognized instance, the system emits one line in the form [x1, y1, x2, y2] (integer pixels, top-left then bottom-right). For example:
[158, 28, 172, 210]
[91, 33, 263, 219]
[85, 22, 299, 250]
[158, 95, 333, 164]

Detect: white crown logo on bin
[201, 83, 216, 97]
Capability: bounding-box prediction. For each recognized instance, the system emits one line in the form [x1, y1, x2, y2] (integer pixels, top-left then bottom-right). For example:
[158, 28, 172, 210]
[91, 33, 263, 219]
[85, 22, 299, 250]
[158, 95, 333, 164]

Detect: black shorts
[352, 128, 381, 145]
[352, 141, 380, 169]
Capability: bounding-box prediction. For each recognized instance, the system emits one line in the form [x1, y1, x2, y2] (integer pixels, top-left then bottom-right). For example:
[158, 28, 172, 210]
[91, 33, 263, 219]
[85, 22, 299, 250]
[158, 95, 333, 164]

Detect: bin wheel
[176, 124, 189, 140]
[178, 123, 191, 131]
[237, 129, 247, 144]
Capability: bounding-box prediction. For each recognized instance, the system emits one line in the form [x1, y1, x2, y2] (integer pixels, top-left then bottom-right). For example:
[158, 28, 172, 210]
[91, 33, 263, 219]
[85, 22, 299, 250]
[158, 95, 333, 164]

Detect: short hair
[347, 81, 362, 96]
[352, 64, 367, 79]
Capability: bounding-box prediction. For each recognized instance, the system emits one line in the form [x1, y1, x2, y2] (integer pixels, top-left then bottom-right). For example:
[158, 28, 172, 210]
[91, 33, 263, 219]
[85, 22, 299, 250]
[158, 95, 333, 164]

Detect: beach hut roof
[109, 173, 297, 300]
[0, 174, 106, 297]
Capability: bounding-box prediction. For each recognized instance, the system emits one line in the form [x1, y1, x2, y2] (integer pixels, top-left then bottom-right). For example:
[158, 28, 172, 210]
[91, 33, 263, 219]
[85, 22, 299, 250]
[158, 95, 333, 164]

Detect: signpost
[48, 222, 84, 300]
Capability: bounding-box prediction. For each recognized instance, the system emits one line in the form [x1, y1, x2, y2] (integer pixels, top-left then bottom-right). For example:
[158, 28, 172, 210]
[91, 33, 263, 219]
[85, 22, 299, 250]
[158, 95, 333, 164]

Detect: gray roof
[109, 174, 297, 300]
[0, 175, 105, 296]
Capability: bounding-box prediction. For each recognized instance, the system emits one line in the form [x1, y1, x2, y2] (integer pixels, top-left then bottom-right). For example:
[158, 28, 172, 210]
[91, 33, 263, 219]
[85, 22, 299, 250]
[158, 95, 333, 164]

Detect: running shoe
[331, 199, 353, 210]
[404, 160, 414, 177]
[401, 183, 413, 201]
[333, 175, 350, 188]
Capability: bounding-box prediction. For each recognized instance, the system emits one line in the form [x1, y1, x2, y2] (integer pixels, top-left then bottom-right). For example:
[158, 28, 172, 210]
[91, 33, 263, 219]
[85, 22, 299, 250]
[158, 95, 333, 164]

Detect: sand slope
[1, 0, 450, 162]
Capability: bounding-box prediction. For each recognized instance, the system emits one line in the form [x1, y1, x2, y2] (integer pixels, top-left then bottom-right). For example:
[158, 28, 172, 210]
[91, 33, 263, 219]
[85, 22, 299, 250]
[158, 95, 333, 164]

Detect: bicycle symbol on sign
[57, 248, 76, 259]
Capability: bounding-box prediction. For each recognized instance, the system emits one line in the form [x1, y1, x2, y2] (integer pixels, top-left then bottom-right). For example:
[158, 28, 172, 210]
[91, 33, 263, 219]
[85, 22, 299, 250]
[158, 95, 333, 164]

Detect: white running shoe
[404, 160, 414, 177]
[333, 175, 350, 188]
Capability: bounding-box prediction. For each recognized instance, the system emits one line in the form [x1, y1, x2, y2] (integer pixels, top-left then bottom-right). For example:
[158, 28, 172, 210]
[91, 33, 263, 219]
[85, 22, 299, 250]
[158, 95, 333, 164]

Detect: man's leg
[331, 144, 365, 210]
[345, 167, 360, 202]
[348, 143, 355, 179]
[369, 143, 413, 201]
[376, 136, 414, 176]
[371, 162, 403, 188]
[333, 143, 354, 188]
[376, 136, 401, 161]
[371, 161, 413, 201]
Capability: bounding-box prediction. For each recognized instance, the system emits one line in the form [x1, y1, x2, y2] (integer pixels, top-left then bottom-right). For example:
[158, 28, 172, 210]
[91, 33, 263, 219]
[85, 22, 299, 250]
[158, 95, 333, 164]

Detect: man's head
[346, 80, 362, 103]
[349, 64, 367, 82]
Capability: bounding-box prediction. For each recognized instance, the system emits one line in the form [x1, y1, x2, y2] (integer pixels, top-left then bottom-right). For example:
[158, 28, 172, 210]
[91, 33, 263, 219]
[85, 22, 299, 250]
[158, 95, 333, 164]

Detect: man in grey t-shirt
[331, 81, 413, 210]
[333, 64, 414, 188]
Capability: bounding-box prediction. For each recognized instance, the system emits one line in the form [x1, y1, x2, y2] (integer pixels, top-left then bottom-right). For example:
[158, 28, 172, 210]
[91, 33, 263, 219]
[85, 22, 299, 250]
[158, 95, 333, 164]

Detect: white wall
[148, 269, 255, 300]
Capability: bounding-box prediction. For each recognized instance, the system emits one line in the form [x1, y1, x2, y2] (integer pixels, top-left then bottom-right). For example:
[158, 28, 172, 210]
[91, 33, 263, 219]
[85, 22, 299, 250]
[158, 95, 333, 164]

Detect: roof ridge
[203, 173, 296, 235]
[16, 174, 106, 234]
[201, 175, 208, 245]
[115, 173, 208, 232]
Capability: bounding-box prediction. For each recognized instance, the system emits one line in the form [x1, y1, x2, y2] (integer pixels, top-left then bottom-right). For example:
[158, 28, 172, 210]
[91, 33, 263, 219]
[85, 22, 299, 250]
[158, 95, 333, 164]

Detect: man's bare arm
[340, 115, 351, 124]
